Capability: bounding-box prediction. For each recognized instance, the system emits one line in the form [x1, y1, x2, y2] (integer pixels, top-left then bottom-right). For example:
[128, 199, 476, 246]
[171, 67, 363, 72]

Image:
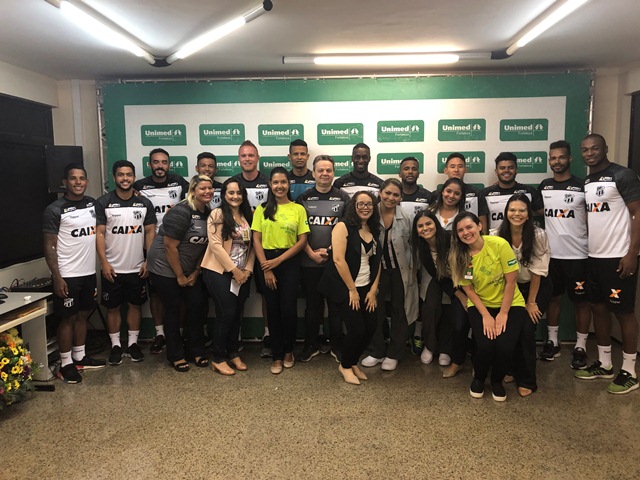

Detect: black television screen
[0, 142, 57, 268]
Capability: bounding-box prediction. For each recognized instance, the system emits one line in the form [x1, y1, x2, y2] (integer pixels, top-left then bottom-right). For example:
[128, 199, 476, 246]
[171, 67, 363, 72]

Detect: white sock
[414, 321, 423, 338]
[622, 352, 637, 377]
[128, 330, 140, 347]
[60, 350, 73, 367]
[109, 333, 121, 348]
[72, 345, 85, 362]
[155, 325, 164, 337]
[547, 326, 559, 346]
[597, 345, 612, 369]
[264, 327, 270, 337]
[575, 332, 588, 351]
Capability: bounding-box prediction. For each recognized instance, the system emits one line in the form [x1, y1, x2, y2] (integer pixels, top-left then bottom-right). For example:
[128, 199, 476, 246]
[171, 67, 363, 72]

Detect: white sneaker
[420, 348, 433, 364]
[381, 357, 398, 371]
[438, 353, 451, 366]
[361, 355, 383, 367]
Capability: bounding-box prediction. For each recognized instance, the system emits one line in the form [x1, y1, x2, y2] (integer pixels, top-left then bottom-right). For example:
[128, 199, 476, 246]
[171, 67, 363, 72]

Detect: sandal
[172, 361, 190, 373]
[193, 356, 209, 368]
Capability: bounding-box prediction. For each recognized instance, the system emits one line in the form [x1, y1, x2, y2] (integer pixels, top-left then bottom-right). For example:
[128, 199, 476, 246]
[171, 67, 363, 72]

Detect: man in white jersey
[333, 143, 384, 198]
[43, 163, 106, 383]
[97, 160, 157, 366]
[133, 148, 188, 355]
[195, 151, 223, 208]
[537, 140, 591, 368]
[575, 134, 640, 394]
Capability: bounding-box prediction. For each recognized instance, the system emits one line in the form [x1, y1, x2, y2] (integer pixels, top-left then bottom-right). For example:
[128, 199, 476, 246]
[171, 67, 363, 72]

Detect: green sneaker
[410, 336, 423, 356]
[574, 361, 614, 380]
[607, 370, 639, 395]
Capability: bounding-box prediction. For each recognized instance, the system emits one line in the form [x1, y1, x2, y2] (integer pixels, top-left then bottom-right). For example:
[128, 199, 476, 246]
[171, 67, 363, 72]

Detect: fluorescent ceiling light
[283, 54, 462, 66]
[506, 0, 590, 56]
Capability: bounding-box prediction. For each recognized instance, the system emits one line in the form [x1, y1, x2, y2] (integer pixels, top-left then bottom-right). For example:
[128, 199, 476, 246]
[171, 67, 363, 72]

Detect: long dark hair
[449, 211, 482, 286]
[497, 193, 535, 266]
[342, 190, 380, 239]
[218, 178, 253, 241]
[262, 166, 292, 221]
[428, 177, 464, 214]
[411, 210, 450, 279]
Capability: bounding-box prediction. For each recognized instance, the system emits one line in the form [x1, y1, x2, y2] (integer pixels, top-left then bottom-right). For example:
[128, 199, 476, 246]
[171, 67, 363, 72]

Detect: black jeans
[256, 250, 301, 361]
[337, 285, 378, 369]
[301, 266, 343, 351]
[468, 305, 526, 384]
[149, 273, 208, 363]
[369, 268, 408, 360]
[422, 280, 453, 356]
[202, 269, 250, 363]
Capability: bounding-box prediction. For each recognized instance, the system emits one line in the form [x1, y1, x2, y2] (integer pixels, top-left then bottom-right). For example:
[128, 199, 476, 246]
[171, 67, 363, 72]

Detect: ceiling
[1, 0, 639, 81]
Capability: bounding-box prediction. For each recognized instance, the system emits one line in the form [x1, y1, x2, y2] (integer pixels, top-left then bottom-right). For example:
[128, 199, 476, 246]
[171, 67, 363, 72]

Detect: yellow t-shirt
[459, 235, 525, 309]
[251, 201, 310, 250]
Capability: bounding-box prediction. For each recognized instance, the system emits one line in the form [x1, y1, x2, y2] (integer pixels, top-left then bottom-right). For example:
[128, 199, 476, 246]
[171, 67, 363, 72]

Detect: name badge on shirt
[242, 228, 250, 242]
[464, 262, 473, 280]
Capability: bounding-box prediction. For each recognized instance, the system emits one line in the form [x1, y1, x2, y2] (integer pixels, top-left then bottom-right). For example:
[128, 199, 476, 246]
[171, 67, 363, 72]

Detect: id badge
[464, 262, 473, 280]
[241, 228, 250, 242]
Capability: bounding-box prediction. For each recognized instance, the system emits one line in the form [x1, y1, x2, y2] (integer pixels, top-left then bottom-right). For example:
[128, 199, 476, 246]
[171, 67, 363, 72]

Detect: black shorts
[147, 278, 158, 296]
[101, 272, 148, 309]
[53, 274, 97, 318]
[549, 258, 588, 302]
[586, 256, 639, 313]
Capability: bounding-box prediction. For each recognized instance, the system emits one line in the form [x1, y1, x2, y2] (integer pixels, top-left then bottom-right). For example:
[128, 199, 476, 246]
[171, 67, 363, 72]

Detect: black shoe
[330, 350, 342, 364]
[149, 335, 166, 355]
[318, 336, 331, 354]
[260, 335, 272, 358]
[299, 346, 320, 362]
[469, 378, 484, 398]
[539, 340, 561, 361]
[570, 347, 588, 370]
[125, 343, 145, 362]
[491, 382, 507, 402]
[108, 346, 123, 366]
[58, 363, 82, 383]
[73, 356, 106, 371]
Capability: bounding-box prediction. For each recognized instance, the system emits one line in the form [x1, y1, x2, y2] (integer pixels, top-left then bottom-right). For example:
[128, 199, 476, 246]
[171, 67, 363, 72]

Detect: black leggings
[337, 285, 378, 369]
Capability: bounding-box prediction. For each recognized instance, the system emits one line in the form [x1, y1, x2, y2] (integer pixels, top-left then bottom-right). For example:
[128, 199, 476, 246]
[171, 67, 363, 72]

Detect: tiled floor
[3, 340, 639, 480]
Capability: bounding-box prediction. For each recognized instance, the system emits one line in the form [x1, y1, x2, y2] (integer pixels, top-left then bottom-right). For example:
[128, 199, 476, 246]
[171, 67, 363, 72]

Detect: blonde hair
[185, 174, 213, 210]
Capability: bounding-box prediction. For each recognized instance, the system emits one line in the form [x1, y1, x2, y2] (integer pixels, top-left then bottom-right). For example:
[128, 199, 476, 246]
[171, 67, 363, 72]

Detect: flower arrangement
[0, 328, 37, 410]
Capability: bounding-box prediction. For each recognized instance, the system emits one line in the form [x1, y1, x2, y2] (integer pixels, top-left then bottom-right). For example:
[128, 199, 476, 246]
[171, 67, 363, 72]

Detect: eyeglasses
[356, 202, 374, 209]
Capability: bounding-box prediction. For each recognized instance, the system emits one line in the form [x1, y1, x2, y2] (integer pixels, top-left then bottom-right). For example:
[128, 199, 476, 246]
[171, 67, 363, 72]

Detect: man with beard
[334, 143, 384, 198]
[97, 160, 156, 366]
[398, 156, 431, 220]
[287, 139, 315, 200]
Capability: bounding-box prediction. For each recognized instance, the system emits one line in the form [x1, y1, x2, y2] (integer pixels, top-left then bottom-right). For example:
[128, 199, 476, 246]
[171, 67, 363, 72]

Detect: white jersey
[133, 173, 189, 232]
[584, 163, 640, 258]
[538, 176, 588, 259]
[233, 172, 269, 211]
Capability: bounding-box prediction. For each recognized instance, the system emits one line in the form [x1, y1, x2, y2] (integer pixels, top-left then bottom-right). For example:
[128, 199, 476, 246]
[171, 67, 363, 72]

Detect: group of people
[43, 133, 640, 398]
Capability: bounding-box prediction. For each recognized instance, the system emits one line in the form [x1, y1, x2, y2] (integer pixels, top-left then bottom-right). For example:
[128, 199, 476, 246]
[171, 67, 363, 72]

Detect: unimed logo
[500, 119, 548, 141]
[438, 119, 486, 141]
[513, 151, 548, 173]
[377, 152, 424, 174]
[142, 156, 189, 176]
[199, 124, 245, 145]
[332, 156, 353, 176]
[215, 156, 242, 177]
[377, 120, 424, 143]
[437, 151, 485, 173]
[141, 124, 187, 146]
[317, 123, 363, 145]
[260, 156, 290, 176]
[258, 124, 304, 146]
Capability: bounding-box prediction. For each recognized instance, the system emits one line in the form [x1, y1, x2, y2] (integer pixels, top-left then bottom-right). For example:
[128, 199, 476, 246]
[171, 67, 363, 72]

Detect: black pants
[468, 305, 526, 384]
[337, 285, 378, 369]
[256, 250, 301, 361]
[422, 280, 454, 357]
[369, 268, 409, 360]
[515, 276, 553, 391]
[202, 269, 250, 363]
[150, 273, 208, 363]
[301, 266, 342, 351]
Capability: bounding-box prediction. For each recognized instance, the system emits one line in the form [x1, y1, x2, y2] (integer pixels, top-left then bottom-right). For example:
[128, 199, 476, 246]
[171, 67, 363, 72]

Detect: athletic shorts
[586, 256, 639, 313]
[549, 258, 588, 302]
[101, 272, 148, 309]
[147, 278, 158, 296]
[53, 274, 97, 318]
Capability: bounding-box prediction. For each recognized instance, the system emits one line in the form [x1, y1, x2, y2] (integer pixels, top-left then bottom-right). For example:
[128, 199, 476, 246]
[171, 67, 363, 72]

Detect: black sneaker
[491, 382, 507, 402]
[125, 343, 145, 362]
[574, 361, 615, 380]
[539, 340, 561, 361]
[318, 336, 331, 354]
[74, 356, 106, 371]
[607, 370, 640, 395]
[299, 346, 320, 362]
[470, 378, 484, 398]
[58, 363, 82, 383]
[149, 335, 166, 355]
[260, 335, 273, 358]
[330, 349, 342, 364]
[570, 347, 588, 370]
[108, 346, 123, 366]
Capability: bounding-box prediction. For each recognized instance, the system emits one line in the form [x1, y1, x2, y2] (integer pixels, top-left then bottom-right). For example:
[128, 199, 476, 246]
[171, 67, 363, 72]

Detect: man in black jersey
[43, 163, 106, 383]
[195, 151, 223, 208]
[334, 143, 384, 198]
[483, 152, 544, 231]
[287, 139, 315, 200]
[442, 153, 489, 233]
[537, 140, 591, 368]
[297, 155, 350, 362]
[133, 148, 189, 355]
[575, 134, 640, 394]
[97, 160, 157, 366]
[398, 156, 431, 220]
